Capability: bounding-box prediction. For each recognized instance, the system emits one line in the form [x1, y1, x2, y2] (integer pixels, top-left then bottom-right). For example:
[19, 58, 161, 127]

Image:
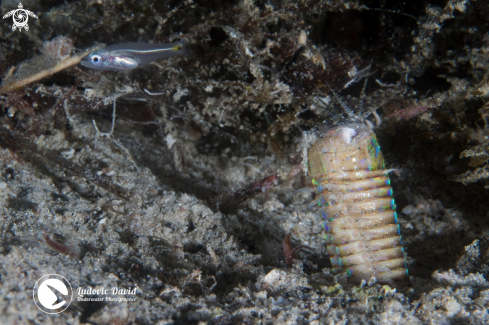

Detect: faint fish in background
[80, 41, 187, 71]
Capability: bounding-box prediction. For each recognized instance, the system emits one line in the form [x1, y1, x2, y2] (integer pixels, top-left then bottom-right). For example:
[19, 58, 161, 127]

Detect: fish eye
[90, 55, 102, 65]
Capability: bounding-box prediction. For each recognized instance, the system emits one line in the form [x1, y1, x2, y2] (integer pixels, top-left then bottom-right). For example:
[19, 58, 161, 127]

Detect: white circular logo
[33, 274, 73, 314]
[2, 3, 38, 32]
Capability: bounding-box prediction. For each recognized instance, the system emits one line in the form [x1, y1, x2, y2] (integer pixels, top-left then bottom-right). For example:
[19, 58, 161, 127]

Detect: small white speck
[166, 134, 176, 149]
[173, 87, 189, 102]
[402, 205, 414, 215]
[339, 128, 357, 144]
[60, 148, 75, 159]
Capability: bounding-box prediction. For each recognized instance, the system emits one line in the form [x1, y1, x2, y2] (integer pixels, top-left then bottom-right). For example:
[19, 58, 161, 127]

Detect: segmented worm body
[307, 123, 409, 286]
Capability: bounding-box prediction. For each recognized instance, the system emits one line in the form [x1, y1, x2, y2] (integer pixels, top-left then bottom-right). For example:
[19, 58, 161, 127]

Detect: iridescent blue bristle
[331, 256, 343, 267]
[323, 221, 329, 232]
[320, 210, 328, 220]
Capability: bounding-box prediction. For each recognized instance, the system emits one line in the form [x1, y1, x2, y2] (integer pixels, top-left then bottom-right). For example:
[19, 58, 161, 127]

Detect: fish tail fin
[180, 40, 205, 57]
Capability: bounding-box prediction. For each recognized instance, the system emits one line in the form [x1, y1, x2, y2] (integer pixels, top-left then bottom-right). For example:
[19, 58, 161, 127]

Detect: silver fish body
[81, 42, 185, 71]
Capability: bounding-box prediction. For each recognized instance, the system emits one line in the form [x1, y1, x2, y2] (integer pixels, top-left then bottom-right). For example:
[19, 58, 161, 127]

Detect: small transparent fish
[80, 41, 186, 71]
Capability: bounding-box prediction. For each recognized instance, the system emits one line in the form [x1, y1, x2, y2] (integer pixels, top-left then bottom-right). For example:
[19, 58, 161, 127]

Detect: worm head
[308, 122, 383, 175]
[317, 123, 373, 152]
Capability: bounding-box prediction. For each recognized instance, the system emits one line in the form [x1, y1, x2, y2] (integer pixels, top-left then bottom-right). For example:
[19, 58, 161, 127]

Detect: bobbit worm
[307, 123, 409, 287]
